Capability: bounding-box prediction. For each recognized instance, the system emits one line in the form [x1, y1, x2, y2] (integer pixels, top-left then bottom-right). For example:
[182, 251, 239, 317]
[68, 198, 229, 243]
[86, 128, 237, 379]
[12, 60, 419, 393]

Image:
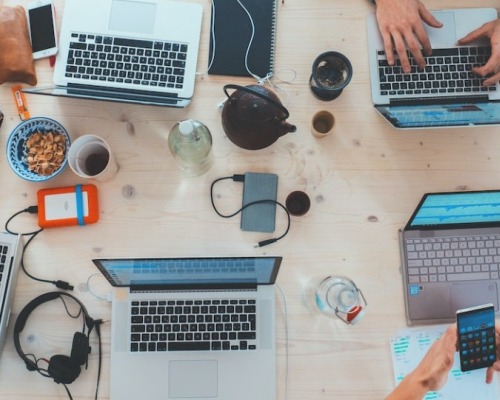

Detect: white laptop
[0, 232, 23, 354]
[92, 256, 282, 400]
[23, 0, 203, 107]
[367, 8, 500, 129]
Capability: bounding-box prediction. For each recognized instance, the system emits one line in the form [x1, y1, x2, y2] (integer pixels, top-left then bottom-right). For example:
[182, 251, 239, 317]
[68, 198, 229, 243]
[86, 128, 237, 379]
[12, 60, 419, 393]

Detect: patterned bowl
[7, 117, 71, 182]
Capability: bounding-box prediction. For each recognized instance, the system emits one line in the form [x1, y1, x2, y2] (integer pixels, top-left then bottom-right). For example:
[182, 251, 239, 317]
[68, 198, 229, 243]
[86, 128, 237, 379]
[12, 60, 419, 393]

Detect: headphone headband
[13, 292, 94, 372]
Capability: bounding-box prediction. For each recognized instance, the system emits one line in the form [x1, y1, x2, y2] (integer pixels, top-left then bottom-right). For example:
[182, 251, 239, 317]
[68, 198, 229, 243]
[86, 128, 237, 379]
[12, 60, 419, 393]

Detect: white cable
[205, 0, 297, 110]
[196, 0, 217, 75]
[86, 272, 112, 301]
[276, 283, 289, 400]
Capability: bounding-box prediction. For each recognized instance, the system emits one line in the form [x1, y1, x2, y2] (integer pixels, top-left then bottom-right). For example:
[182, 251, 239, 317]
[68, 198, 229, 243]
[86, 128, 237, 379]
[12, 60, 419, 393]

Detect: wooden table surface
[1, 0, 500, 398]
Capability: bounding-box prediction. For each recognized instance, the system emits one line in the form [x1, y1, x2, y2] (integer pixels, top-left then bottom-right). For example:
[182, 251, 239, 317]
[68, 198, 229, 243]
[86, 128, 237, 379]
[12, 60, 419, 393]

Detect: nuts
[25, 131, 66, 176]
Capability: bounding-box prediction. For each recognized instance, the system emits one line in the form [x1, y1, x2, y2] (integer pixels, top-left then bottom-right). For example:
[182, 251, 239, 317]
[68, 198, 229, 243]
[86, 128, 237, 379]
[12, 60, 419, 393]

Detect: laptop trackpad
[451, 282, 498, 312]
[425, 12, 456, 45]
[109, 0, 156, 34]
[169, 360, 218, 398]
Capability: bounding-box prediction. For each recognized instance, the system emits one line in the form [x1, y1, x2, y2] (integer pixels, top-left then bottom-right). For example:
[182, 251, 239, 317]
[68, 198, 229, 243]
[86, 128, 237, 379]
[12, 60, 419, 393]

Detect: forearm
[385, 372, 429, 400]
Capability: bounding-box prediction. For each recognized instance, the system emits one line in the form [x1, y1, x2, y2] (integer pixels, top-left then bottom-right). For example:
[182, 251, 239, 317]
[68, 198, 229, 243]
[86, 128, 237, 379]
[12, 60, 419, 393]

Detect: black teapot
[221, 84, 296, 150]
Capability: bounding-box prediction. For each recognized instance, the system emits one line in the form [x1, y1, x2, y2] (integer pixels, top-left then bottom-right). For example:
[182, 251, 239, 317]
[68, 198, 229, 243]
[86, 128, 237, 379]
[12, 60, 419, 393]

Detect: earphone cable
[62, 383, 74, 400]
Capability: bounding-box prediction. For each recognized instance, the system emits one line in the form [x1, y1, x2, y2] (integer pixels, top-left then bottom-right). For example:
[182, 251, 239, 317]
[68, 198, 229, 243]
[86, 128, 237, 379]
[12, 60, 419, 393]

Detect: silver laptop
[23, 0, 203, 107]
[0, 232, 23, 354]
[367, 8, 500, 129]
[400, 190, 500, 325]
[92, 256, 282, 400]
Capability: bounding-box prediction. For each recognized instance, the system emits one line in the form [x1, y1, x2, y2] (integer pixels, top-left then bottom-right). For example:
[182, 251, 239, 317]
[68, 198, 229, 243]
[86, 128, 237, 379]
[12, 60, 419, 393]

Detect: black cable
[4, 207, 73, 290]
[94, 320, 103, 400]
[62, 383, 74, 400]
[210, 175, 291, 247]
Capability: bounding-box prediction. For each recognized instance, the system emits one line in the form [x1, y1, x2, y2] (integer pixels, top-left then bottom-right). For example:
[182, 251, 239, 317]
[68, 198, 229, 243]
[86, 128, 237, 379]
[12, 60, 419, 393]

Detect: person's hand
[385, 325, 457, 400]
[375, 0, 443, 73]
[459, 19, 500, 86]
[486, 324, 500, 384]
[410, 325, 457, 391]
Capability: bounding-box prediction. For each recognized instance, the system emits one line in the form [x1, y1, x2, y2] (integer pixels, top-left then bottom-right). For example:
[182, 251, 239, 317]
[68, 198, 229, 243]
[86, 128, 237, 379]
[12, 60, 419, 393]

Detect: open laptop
[23, 0, 203, 107]
[92, 256, 282, 400]
[0, 232, 23, 354]
[367, 8, 500, 129]
[399, 190, 500, 325]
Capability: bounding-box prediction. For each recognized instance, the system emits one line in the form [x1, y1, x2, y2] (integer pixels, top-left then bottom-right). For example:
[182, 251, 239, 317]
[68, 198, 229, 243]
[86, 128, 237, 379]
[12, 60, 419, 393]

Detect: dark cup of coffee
[68, 134, 118, 181]
[286, 191, 311, 216]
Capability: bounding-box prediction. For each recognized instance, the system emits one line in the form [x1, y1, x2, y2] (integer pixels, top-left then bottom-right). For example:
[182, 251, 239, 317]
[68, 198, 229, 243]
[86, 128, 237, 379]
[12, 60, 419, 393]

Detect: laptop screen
[406, 190, 500, 230]
[376, 102, 500, 128]
[92, 256, 282, 288]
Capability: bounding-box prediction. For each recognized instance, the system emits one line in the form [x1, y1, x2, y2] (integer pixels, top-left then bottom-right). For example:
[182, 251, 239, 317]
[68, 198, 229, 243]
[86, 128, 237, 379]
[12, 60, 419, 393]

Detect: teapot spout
[279, 120, 297, 136]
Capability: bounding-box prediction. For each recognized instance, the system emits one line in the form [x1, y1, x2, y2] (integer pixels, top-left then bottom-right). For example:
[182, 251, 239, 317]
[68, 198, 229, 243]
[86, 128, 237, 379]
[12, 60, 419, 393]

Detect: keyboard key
[169, 342, 210, 351]
[447, 272, 490, 281]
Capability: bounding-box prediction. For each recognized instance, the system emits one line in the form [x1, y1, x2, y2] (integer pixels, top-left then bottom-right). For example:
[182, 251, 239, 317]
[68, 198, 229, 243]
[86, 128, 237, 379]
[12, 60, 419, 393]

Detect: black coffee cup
[310, 51, 353, 101]
[286, 191, 311, 216]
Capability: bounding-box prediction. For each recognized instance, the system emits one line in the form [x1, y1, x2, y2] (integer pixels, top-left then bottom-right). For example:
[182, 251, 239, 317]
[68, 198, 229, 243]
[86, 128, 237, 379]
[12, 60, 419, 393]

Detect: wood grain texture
[1, 0, 500, 398]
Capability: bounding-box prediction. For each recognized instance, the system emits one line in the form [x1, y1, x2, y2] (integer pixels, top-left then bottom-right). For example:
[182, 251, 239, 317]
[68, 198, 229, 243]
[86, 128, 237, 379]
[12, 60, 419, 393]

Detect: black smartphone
[457, 304, 496, 372]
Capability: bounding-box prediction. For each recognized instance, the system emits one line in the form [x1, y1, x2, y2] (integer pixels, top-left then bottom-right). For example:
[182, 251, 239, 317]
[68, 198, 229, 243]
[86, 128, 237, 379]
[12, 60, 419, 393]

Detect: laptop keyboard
[130, 299, 257, 352]
[405, 235, 500, 284]
[65, 33, 188, 89]
[378, 47, 497, 97]
[0, 245, 7, 284]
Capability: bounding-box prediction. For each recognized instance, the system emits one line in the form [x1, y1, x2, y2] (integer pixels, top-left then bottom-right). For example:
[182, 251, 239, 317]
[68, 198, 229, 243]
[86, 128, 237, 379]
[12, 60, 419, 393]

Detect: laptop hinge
[389, 95, 489, 107]
[130, 283, 259, 292]
[67, 83, 179, 99]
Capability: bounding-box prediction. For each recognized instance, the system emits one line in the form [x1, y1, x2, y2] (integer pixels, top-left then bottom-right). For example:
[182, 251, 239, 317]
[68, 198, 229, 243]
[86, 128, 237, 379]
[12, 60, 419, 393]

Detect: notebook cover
[208, 0, 277, 78]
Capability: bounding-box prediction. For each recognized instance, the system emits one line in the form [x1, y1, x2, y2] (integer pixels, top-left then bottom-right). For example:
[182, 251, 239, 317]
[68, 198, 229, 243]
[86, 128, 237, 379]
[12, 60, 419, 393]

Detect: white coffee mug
[68, 135, 118, 182]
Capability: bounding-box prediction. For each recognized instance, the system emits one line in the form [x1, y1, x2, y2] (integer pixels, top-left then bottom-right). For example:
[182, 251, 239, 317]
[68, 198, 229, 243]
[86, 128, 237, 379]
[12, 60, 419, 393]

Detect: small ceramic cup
[68, 135, 118, 182]
[285, 191, 311, 216]
[311, 110, 335, 138]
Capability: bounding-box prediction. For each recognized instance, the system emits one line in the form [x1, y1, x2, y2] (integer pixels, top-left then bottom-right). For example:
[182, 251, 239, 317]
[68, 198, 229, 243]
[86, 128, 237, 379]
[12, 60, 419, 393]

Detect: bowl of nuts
[7, 117, 70, 182]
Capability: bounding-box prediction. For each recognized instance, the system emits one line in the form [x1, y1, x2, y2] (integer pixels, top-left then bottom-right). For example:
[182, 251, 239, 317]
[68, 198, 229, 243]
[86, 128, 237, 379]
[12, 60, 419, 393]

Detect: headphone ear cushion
[47, 355, 81, 384]
[70, 332, 89, 366]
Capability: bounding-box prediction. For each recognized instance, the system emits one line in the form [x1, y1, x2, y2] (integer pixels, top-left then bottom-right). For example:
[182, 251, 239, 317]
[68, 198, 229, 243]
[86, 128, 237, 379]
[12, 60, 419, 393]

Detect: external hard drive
[241, 172, 278, 233]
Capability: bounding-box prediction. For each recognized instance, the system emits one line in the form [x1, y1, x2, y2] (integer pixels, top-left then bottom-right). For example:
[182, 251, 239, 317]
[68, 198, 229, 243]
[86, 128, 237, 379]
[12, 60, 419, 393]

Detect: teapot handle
[223, 84, 290, 121]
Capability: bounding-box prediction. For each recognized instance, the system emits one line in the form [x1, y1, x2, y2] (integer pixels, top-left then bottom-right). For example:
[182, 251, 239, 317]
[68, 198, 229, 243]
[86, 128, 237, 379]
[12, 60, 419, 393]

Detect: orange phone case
[37, 185, 99, 228]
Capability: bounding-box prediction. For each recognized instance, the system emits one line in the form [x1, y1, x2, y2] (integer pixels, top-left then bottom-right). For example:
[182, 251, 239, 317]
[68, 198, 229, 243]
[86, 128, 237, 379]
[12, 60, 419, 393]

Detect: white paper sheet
[390, 324, 499, 400]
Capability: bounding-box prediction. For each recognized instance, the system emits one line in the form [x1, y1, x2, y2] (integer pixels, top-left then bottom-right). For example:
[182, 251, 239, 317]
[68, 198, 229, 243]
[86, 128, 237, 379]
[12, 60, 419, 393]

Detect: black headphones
[13, 292, 101, 391]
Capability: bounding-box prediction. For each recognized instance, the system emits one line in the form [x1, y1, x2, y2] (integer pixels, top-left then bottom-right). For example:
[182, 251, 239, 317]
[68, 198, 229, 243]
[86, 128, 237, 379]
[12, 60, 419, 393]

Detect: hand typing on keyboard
[459, 19, 500, 86]
[374, 0, 443, 73]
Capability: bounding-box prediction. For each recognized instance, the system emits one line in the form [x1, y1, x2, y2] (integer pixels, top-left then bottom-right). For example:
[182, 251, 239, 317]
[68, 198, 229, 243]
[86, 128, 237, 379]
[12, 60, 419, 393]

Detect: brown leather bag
[0, 6, 37, 86]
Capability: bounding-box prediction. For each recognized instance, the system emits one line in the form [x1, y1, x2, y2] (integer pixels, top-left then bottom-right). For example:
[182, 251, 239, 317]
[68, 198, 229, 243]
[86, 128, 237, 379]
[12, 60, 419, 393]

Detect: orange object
[12, 85, 30, 120]
[37, 185, 99, 228]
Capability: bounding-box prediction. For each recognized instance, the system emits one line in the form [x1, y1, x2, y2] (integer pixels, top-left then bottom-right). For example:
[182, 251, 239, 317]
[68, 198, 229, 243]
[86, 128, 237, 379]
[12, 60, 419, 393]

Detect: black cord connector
[255, 238, 278, 248]
[26, 206, 39, 214]
[55, 281, 74, 291]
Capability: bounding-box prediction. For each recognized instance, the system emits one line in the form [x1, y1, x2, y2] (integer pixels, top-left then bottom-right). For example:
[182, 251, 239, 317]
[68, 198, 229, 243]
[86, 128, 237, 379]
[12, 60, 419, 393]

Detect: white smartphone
[26, 0, 58, 59]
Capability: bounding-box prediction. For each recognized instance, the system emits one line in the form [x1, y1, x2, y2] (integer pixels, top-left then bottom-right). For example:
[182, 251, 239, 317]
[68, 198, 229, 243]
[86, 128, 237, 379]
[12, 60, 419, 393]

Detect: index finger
[459, 24, 490, 44]
[391, 31, 411, 73]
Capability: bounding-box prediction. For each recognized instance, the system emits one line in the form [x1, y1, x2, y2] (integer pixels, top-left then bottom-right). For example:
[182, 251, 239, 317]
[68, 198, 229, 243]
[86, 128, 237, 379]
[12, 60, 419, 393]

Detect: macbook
[400, 190, 500, 325]
[367, 8, 500, 129]
[92, 256, 282, 400]
[23, 0, 203, 107]
[0, 232, 23, 354]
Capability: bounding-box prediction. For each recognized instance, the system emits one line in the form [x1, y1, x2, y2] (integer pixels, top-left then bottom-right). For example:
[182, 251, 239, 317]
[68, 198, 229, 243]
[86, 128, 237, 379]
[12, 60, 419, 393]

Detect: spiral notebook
[208, 0, 277, 77]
